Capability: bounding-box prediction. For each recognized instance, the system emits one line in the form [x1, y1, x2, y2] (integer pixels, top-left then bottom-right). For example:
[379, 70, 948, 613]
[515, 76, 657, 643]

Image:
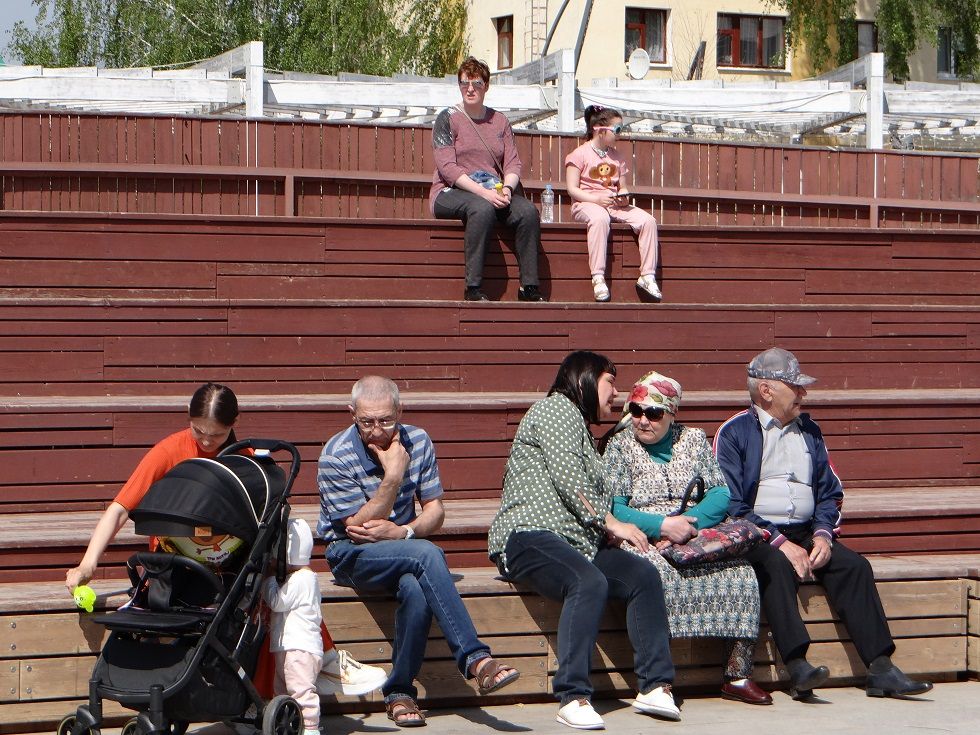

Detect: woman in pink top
[565, 105, 661, 302]
[431, 57, 545, 303]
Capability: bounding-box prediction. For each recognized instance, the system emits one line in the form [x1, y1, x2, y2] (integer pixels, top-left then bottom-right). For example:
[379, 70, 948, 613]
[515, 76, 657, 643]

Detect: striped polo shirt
[316, 423, 443, 544]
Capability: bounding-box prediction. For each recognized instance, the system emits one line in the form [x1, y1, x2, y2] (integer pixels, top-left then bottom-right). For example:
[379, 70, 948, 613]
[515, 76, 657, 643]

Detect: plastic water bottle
[541, 184, 555, 223]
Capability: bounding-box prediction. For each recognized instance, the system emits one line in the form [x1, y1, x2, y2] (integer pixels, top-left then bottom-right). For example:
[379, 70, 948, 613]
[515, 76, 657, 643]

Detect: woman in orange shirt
[66, 382, 242, 591]
[65, 382, 387, 695]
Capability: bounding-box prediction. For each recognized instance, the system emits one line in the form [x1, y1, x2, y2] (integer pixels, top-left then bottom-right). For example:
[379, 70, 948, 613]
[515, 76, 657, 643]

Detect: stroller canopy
[130, 455, 286, 547]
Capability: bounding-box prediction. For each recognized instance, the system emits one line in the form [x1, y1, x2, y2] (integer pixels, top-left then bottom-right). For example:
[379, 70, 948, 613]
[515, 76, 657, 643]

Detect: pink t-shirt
[564, 142, 630, 194]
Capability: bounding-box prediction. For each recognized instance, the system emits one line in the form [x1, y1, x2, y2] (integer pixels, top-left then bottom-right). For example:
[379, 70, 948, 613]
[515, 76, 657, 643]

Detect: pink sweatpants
[571, 201, 659, 277]
[275, 649, 323, 730]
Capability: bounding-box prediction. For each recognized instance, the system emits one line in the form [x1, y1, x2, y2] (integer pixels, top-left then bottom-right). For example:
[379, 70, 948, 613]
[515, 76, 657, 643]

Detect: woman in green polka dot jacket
[489, 351, 680, 729]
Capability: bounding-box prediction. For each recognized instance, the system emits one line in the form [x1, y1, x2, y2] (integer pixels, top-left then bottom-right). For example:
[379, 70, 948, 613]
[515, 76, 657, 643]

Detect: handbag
[659, 476, 765, 567]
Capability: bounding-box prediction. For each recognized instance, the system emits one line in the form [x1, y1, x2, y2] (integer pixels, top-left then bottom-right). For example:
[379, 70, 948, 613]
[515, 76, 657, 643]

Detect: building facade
[465, 0, 951, 84]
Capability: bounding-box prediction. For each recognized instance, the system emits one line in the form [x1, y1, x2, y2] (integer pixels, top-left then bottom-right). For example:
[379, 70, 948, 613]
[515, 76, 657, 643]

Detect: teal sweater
[610, 431, 730, 539]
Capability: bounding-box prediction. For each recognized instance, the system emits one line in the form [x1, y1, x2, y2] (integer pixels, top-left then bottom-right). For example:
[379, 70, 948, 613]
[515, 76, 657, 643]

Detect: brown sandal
[473, 657, 521, 695]
[386, 696, 426, 728]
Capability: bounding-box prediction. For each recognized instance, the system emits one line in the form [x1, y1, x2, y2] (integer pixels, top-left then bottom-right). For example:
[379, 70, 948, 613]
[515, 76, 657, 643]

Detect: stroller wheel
[120, 718, 142, 735]
[57, 715, 100, 735]
[261, 694, 302, 735]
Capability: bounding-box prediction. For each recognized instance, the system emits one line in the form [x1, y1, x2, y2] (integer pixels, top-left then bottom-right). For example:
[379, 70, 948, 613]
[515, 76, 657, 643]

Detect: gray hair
[747, 376, 763, 404]
[351, 375, 400, 411]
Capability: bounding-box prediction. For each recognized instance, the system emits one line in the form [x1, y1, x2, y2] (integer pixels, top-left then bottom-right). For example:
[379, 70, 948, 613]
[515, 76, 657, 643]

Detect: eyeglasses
[595, 125, 623, 135]
[355, 417, 397, 430]
[628, 402, 667, 422]
[458, 79, 486, 90]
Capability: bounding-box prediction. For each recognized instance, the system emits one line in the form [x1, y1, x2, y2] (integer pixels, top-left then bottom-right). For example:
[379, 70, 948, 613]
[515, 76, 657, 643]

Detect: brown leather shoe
[721, 679, 773, 705]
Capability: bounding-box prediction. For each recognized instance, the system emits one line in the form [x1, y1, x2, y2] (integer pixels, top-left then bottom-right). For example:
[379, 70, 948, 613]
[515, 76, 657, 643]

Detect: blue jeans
[326, 538, 491, 702]
[504, 530, 674, 705]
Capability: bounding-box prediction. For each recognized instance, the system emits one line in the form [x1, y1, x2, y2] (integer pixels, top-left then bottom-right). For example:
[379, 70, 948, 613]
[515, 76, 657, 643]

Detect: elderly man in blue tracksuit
[714, 348, 931, 701]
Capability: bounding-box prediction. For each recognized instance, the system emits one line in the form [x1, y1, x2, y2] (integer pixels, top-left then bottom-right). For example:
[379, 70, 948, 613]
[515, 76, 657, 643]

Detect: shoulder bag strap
[454, 104, 505, 179]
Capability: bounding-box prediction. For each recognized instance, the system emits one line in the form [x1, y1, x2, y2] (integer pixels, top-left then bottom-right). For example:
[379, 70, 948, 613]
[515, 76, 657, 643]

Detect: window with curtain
[496, 15, 513, 70]
[717, 14, 785, 69]
[625, 8, 667, 63]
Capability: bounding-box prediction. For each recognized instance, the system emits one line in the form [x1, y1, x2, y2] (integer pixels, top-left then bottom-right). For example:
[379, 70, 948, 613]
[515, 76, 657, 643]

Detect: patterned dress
[603, 424, 760, 641]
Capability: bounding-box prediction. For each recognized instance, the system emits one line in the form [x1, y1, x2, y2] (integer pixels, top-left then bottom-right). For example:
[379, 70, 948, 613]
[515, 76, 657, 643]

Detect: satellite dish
[627, 48, 650, 80]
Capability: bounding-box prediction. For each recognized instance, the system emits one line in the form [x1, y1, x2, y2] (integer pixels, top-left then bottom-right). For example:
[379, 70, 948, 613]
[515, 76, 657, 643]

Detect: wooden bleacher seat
[1, 111, 978, 732]
[1, 556, 976, 732]
[2, 212, 980, 306]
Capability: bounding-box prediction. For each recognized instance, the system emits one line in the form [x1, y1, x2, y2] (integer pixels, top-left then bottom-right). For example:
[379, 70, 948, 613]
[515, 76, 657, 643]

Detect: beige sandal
[386, 696, 426, 728]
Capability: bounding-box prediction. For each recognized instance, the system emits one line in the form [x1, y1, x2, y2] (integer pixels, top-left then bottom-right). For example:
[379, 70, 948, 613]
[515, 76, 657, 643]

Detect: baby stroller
[60, 439, 305, 735]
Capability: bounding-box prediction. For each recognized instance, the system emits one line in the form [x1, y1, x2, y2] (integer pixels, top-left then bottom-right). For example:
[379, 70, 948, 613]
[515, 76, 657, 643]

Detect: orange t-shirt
[113, 428, 221, 511]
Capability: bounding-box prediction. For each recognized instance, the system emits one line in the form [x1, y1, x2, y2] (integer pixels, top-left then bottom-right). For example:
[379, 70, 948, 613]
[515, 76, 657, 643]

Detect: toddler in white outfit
[263, 518, 323, 735]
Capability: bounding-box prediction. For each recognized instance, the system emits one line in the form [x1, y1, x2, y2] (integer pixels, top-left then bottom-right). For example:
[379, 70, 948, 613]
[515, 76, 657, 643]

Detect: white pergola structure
[2, 43, 980, 151]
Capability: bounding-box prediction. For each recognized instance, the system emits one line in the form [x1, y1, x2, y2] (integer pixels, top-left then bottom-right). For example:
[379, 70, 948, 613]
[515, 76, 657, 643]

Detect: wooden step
[0, 556, 975, 732]
[2, 213, 979, 305]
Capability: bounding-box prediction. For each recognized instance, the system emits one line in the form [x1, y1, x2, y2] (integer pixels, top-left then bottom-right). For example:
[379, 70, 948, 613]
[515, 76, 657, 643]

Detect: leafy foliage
[770, 0, 980, 81]
[7, 0, 467, 76]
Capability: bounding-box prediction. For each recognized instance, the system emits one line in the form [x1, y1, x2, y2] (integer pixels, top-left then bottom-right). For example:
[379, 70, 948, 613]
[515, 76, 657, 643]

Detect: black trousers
[746, 524, 895, 667]
[433, 186, 540, 288]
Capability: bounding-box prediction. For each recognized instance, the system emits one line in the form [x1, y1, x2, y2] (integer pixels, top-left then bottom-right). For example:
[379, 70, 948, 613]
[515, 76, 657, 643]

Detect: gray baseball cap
[747, 348, 817, 387]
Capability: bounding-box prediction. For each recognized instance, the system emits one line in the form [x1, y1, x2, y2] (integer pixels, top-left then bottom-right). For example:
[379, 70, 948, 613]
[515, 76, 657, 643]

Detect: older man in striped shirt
[317, 375, 519, 726]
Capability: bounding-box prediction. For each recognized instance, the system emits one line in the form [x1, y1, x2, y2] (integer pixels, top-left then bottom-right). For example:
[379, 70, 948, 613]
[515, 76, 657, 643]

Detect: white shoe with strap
[636, 274, 662, 300]
[591, 274, 610, 302]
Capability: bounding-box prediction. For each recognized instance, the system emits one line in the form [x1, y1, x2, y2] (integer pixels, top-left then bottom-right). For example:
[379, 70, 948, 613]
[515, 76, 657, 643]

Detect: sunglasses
[628, 402, 667, 422]
[458, 79, 486, 90]
[595, 124, 623, 135]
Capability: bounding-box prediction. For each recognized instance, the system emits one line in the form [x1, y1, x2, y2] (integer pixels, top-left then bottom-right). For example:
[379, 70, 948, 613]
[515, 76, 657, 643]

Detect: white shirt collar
[755, 404, 799, 431]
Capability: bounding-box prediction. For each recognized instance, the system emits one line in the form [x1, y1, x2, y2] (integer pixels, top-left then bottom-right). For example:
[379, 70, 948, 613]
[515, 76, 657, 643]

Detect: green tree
[7, 0, 467, 76]
[769, 0, 980, 81]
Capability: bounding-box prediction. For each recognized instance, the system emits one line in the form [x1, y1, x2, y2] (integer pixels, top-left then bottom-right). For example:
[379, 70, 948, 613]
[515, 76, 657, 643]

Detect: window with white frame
[717, 14, 785, 69]
[495, 15, 513, 70]
[625, 7, 667, 63]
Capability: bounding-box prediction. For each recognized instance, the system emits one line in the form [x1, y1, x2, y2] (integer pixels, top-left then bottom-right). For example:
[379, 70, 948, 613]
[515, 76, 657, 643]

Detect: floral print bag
[661, 476, 766, 567]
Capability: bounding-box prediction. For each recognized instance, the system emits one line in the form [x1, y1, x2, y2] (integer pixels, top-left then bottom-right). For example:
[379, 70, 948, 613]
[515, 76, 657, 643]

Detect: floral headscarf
[625, 370, 682, 415]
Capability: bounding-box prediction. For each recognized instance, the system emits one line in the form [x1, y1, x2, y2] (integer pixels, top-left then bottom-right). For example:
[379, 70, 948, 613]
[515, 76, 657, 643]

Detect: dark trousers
[746, 525, 894, 667]
[433, 187, 540, 288]
[504, 530, 674, 705]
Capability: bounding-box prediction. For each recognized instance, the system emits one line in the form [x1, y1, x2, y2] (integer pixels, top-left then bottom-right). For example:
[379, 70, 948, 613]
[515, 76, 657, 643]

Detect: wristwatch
[501, 184, 513, 194]
[403, 525, 416, 540]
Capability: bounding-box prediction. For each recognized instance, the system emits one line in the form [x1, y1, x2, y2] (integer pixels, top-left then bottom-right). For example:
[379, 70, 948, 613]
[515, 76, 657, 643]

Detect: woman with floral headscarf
[603, 371, 769, 706]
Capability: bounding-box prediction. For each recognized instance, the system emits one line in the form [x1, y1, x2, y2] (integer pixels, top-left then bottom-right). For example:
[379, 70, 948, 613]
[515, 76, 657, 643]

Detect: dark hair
[548, 351, 617, 425]
[188, 382, 239, 447]
[584, 104, 622, 139]
[457, 56, 491, 85]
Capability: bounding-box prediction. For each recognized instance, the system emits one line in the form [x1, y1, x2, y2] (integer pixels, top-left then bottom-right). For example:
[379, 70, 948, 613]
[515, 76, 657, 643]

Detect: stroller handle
[219, 438, 302, 491]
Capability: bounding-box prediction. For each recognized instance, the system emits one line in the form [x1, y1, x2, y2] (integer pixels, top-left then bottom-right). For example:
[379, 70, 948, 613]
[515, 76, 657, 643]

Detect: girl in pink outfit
[565, 105, 661, 302]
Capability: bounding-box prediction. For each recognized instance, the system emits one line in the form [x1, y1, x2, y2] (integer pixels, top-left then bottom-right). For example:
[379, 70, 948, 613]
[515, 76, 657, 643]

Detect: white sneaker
[636, 274, 662, 300]
[591, 275, 610, 302]
[556, 698, 605, 730]
[633, 684, 680, 720]
[316, 649, 388, 696]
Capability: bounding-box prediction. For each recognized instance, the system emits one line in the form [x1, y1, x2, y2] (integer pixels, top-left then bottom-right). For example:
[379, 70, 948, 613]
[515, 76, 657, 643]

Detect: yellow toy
[72, 585, 96, 613]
